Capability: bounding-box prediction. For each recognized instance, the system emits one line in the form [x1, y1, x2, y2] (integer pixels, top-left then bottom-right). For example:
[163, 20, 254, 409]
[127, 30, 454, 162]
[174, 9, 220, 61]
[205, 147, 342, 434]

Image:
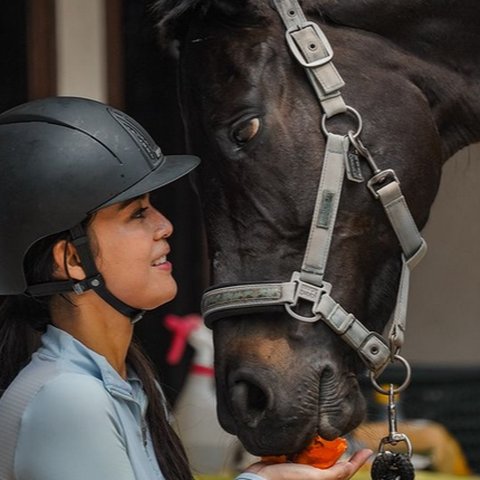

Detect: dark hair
[0, 229, 193, 480]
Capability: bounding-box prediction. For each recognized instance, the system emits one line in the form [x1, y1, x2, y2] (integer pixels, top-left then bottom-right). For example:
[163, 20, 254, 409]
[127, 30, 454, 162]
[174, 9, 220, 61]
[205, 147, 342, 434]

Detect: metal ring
[285, 303, 322, 323]
[369, 354, 412, 394]
[321, 106, 363, 138]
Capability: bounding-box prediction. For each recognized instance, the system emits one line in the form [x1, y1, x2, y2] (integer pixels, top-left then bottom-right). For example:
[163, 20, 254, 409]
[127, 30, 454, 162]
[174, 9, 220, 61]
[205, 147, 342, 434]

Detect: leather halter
[201, 0, 427, 376]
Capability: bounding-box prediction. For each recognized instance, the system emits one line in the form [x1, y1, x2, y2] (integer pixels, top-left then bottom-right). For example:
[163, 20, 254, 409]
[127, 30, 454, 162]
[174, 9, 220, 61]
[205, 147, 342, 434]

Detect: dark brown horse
[154, 0, 480, 456]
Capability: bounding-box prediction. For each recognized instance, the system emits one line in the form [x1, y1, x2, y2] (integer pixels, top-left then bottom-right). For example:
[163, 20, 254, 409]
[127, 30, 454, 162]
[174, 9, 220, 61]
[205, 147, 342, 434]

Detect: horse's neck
[313, 0, 480, 158]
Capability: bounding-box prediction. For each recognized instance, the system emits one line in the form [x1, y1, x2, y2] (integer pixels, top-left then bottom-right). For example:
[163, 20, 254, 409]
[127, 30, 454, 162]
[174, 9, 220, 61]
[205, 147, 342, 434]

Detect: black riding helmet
[0, 96, 200, 321]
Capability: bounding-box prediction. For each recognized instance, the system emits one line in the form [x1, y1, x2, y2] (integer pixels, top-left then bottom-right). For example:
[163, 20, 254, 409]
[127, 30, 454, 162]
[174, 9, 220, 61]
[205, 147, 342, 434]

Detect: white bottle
[173, 321, 244, 475]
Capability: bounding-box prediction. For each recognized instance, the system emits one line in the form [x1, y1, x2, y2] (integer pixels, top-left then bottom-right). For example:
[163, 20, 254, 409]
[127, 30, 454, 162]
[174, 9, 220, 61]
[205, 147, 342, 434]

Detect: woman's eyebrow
[117, 194, 148, 211]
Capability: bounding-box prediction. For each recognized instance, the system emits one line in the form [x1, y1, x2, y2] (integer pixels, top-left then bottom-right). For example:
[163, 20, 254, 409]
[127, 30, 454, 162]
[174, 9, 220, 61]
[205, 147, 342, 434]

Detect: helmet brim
[95, 154, 201, 211]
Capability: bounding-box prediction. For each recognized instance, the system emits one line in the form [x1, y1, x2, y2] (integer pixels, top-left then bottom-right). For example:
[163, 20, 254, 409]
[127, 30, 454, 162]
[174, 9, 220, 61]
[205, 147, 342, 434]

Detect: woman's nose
[153, 212, 173, 239]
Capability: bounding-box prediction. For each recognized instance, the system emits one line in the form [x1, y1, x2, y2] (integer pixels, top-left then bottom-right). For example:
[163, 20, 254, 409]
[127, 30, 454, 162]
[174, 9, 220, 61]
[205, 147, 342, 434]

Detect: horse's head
[153, 0, 471, 455]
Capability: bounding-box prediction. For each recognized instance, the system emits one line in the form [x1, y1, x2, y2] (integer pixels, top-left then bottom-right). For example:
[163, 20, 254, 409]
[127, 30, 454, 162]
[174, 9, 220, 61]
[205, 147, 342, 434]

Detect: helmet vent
[109, 109, 163, 167]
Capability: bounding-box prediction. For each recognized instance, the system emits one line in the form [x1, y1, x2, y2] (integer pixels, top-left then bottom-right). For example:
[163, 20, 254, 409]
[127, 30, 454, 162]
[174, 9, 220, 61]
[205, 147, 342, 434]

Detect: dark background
[121, 0, 206, 404]
[0, 2, 28, 112]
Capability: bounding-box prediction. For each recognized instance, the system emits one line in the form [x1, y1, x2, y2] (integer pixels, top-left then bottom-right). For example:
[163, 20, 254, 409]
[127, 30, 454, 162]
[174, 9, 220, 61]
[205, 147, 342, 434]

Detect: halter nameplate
[200, 0, 427, 376]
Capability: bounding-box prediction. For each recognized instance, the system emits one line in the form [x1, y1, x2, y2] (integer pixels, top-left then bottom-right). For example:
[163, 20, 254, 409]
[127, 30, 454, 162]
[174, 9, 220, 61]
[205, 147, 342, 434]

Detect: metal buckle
[72, 275, 103, 295]
[72, 282, 86, 295]
[285, 272, 331, 322]
[285, 22, 334, 68]
[131, 311, 145, 325]
[367, 169, 400, 198]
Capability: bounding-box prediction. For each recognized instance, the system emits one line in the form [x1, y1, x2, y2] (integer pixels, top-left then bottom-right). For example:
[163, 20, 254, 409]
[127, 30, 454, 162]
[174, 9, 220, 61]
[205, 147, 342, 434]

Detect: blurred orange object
[262, 436, 348, 469]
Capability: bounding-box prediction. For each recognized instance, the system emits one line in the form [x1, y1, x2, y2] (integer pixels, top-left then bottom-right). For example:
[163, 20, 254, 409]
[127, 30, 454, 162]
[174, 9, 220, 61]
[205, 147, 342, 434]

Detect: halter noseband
[201, 0, 426, 377]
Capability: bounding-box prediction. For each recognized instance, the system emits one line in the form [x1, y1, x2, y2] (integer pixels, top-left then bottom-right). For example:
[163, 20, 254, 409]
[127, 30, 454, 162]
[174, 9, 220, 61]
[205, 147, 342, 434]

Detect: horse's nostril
[230, 380, 270, 428]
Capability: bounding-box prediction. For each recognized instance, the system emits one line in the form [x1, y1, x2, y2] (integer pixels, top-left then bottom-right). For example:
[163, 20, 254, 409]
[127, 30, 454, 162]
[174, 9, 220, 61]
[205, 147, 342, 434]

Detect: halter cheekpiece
[201, 0, 427, 379]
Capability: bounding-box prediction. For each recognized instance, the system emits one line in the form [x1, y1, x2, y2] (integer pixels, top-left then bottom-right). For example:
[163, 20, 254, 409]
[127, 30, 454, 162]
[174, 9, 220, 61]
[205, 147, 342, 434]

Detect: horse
[153, 0, 480, 457]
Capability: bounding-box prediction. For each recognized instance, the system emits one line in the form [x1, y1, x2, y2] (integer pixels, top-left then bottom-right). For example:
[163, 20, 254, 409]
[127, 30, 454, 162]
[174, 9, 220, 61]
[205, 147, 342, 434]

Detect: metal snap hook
[348, 130, 381, 175]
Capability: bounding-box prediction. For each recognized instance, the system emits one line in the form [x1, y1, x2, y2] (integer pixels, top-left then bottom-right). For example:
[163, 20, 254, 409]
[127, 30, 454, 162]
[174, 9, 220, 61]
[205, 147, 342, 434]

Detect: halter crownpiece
[201, 0, 427, 377]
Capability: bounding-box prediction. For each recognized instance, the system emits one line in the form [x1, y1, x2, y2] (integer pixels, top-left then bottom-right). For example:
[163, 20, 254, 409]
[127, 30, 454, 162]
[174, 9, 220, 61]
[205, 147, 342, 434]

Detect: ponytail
[128, 340, 193, 480]
[0, 231, 65, 395]
[0, 296, 45, 393]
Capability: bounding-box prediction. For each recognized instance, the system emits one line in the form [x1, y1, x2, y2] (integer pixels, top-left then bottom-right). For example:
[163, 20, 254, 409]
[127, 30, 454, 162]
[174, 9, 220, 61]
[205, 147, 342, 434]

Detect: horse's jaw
[212, 314, 366, 456]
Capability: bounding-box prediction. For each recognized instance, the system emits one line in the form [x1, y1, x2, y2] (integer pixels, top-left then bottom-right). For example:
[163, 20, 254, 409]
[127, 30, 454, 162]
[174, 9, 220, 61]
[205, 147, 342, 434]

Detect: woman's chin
[144, 285, 178, 310]
[112, 277, 178, 311]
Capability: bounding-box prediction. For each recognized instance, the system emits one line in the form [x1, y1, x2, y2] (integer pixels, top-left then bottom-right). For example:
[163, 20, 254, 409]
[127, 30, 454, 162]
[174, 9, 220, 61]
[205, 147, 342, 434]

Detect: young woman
[0, 97, 371, 480]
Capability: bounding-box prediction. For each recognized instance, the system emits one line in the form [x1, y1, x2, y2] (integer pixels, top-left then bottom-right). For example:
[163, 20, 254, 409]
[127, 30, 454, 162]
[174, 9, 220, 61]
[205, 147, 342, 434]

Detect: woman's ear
[52, 240, 86, 281]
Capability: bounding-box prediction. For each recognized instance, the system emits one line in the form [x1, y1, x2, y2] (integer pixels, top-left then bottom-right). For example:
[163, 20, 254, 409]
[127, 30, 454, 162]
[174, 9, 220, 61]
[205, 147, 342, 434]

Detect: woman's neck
[50, 293, 134, 379]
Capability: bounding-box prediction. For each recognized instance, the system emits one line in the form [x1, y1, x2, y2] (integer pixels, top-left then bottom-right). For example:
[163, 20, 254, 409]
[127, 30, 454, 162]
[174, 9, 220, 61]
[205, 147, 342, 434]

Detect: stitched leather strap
[272, 0, 347, 117]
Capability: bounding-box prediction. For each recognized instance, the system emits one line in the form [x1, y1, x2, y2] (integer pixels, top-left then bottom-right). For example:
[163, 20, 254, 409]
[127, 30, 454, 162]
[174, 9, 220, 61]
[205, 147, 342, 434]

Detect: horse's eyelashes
[231, 117, 260, 146]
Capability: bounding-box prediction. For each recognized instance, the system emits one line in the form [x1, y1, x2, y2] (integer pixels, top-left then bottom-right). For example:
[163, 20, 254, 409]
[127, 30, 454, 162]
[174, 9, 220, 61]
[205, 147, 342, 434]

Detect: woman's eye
[231, 117, 260, 146]
[132, 207, 148, 219]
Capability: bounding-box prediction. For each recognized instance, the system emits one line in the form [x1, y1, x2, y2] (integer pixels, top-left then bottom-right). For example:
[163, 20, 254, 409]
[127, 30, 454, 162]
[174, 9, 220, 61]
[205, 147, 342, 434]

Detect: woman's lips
[151, 255, 172, 271]
[155, 260, 172, 271]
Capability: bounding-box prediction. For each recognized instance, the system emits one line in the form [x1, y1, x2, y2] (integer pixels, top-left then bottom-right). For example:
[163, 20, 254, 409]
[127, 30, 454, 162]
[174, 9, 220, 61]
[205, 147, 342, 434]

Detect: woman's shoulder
[18, 372, 123, 444]
[1, 359, 112, 428]
[0, 369, 124, 479]
[26, 372, 114, 418]
[13, 375, 133, 480]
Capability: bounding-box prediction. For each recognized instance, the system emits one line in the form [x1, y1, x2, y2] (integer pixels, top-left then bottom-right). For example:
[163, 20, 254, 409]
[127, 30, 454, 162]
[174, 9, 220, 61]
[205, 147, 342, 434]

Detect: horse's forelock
[154, 0, 279, 40]
[153, 0, 207, 40]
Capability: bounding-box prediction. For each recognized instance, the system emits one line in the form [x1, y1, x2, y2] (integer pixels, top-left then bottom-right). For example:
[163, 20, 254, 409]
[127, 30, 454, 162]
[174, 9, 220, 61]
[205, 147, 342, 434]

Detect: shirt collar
[38, 325, 141, 399]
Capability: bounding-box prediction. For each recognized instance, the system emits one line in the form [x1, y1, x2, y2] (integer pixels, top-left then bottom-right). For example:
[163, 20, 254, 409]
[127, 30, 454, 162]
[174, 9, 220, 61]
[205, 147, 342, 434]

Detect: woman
[0, 97, 371, 480]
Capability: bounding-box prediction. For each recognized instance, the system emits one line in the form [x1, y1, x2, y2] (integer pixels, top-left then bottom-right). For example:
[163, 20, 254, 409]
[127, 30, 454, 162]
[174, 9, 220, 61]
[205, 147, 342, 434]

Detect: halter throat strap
[201, 0, 427, 376]
[26, 224, 145, 324]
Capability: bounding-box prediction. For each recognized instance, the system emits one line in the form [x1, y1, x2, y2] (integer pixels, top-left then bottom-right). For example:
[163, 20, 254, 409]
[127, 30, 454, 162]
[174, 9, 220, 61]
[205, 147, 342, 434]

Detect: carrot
[262, 436, 348, 469]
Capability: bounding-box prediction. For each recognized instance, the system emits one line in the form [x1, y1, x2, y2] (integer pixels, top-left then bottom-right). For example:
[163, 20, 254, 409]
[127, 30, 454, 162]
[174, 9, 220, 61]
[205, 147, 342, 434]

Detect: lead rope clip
[371, 381, 415, 480]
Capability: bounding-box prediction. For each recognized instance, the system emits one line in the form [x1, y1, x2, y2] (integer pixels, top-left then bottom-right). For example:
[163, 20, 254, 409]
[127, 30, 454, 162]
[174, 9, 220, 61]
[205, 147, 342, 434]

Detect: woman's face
[89, 193, 176, 310]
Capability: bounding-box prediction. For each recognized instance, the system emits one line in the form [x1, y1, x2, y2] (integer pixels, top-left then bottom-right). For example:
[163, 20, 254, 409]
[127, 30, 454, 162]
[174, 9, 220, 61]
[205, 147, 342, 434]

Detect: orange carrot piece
[262, 436, 347, 469]
[293, 436, 348, 468]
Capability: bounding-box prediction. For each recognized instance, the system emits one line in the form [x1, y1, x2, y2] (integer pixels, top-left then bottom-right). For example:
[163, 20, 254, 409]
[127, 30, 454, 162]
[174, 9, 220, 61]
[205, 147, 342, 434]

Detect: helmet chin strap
[25, 224, 145, 324]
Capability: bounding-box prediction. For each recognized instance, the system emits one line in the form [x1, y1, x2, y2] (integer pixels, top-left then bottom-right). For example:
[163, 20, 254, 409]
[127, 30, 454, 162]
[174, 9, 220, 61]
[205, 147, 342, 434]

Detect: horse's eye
[231, 117, 260, 145]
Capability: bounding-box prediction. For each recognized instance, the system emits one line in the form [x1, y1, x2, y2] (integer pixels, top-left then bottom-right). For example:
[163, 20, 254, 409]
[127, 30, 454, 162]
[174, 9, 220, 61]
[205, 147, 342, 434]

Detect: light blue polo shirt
[0, 325, 265, 480]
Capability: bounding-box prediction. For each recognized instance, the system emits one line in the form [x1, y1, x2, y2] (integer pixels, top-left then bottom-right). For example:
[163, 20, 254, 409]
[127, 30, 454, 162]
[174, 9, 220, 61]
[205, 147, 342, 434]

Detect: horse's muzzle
[216, 359, 366, 456]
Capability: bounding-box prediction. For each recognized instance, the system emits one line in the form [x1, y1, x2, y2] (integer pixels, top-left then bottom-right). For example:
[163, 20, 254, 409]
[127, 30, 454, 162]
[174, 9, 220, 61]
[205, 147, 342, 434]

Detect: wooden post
[105, 0, 125, 109]
[27, 0, 57, 99]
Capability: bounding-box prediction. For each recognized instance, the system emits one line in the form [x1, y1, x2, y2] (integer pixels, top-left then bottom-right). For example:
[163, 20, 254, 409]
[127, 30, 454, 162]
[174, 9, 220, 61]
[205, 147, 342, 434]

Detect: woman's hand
[243, 448, 373, 480]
